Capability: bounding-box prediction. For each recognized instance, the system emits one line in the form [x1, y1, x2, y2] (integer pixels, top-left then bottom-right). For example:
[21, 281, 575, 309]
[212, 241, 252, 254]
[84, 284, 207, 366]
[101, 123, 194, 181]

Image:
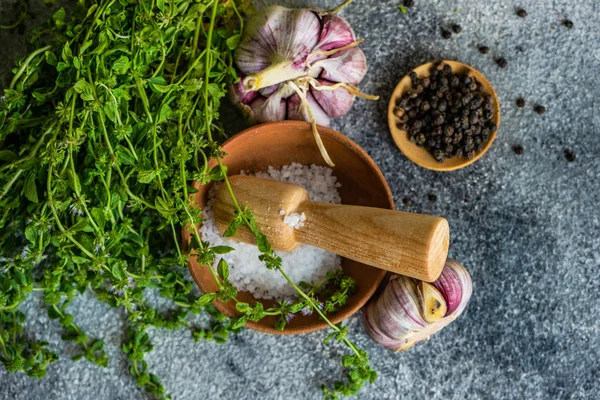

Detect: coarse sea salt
[200, 163, 342, 300]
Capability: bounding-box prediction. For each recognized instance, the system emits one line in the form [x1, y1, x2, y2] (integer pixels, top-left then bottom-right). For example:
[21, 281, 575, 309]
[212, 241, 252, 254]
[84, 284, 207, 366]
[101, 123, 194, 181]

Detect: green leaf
[157, 104, 172, 124]
[86, 4, 98, 18]
[72, 256, 90, 264]
[73, 56, 81, 70]
[137, 170, 156, 184]
[24, 172, 39, 203]
[211, 246, 234, 255]
[217, 258, 229, 281]
[235, 302, 250, 313]
[274, 316, 286, 331]
[112, 56, 131, 75]
[67, 169, 82, 193]
[196, 293, 216, 307]
[73, 79, 94, 101]
[208, 165, 227, 181]
[222, 219, 240, 238]
[226, 34, 241, 50]
[115, 146, 135, 165]
[0, 150, 17, 161]
[91, 208, 106, 231]
[62, 42, 73, 63]
[256, 234, 271, 253]
[25, 224, 37, 245]
[231, 315, 247, 330]
[45, 51, 57, 66]
[56, 62, 70, 72]
[398, 4, 407, 14]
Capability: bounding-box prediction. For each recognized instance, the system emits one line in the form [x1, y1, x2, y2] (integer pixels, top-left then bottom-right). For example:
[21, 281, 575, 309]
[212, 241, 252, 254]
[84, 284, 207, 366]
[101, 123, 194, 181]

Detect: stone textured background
[1, 0, 599, 399]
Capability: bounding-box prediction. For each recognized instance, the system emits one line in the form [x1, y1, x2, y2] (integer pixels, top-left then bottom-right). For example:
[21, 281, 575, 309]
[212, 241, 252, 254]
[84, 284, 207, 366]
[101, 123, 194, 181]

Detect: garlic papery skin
[362, 258, 472, 352]
[230, 1, 378, 166]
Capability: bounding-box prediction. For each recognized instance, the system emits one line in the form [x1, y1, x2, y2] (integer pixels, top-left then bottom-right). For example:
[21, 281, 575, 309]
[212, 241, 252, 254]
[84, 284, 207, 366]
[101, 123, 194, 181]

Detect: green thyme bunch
[0, 0, 376, 398]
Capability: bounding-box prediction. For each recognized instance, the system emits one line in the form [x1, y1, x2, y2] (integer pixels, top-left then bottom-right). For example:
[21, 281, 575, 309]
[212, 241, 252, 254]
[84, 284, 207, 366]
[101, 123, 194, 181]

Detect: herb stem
[8, 46, 51, 90]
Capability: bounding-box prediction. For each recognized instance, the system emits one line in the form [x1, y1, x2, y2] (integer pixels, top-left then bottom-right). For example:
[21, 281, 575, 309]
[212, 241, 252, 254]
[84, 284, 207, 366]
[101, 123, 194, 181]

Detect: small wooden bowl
[388, 60, 501, 171]
[183, 121, 391, 335]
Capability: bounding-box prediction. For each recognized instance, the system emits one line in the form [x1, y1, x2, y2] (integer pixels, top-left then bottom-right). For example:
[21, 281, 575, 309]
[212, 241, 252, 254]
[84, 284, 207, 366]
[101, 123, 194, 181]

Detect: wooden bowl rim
[387, 60, 501, 171]
[183, 121, 392, 335]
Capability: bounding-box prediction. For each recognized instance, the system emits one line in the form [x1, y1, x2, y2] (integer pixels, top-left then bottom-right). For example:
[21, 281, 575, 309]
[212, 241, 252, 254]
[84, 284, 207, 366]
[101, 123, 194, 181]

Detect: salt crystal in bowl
[183, 121, 393, 335]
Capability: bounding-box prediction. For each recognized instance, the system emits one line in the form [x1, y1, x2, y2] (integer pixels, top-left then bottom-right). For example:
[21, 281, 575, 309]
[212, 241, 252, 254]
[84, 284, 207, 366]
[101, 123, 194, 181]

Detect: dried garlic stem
[242, 61, 307, 92]
[307, 78, 379, 100]
[307, 39, 365, 68]
[288, 81, 335, 167]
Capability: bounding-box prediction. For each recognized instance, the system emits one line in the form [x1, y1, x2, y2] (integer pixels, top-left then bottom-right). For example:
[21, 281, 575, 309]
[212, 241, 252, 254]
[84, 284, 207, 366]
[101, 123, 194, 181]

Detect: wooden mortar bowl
[388, 60, 501, 171]
[183, 121, 391, 335]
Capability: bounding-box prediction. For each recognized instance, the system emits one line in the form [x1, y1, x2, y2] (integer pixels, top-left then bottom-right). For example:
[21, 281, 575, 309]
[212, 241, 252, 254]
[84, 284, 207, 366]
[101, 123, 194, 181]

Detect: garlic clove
[259, 83, 282, 97]
[310, 78, 355, 118]
[313, 15, 356, 53]
[248, 94, 287, 123]
[417, 281, 448, 323]
[287, 92, 331, 127]
[231, 78, 258, 105]
[312, 47, 367, 86]
[362, 259, 473, 352]
[432, 259, 472, 316]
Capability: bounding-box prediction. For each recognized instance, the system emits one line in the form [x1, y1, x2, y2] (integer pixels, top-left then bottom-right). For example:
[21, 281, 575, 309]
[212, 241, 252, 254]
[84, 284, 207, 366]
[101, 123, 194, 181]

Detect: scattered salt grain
[200, 163, 342, 299]
[283, 212, 306, 229]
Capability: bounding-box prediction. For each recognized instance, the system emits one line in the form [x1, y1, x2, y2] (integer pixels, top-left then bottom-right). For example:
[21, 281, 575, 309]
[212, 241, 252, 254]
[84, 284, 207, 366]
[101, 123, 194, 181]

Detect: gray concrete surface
[1, 0, 599, 399]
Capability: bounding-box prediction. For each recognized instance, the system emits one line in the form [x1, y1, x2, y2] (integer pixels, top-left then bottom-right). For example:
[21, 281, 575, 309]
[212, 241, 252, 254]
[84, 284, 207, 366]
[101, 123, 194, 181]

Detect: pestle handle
[214, 176, 450, 282]
[295, 202, 449, 282]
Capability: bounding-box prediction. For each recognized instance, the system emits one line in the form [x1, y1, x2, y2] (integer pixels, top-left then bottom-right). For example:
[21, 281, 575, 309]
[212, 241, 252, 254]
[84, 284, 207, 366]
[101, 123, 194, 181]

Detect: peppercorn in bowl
[388, 61, 500, 171]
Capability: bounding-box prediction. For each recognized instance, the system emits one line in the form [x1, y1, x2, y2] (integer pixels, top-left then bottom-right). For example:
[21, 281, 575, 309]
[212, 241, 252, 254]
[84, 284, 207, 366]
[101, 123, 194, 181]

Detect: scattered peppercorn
[512, 144, 524, 155]
[478, 46, 489, 54]
[452, 24, 462, 34]
[563, 19, 573, 29]
[496, 57, 508, 68]
[515, 46, 524, 53]
[394, 62, 497, 163]
[516, 8, 527, 18]
[402, 197, 413, 206]
[564, 150, 576, 162]
[441, 29, 452, 39]
[427, 193, 437, 202]
[516, 98, 526, 108]
[534, 105, 546, 115]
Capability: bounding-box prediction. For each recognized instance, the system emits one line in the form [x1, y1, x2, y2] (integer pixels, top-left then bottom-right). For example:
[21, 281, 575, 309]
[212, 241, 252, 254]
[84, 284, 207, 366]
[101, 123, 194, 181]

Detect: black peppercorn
[534, 105, 546, 115]
[441, 29, 452, 39]
[563, 19, 573, 29]
[397, 62, 494, 162]
[564, 150, 576, 162]
[452, 24, 462, 34]
[516, 9, 527, 18]
[512, 144, 524, 155]
[516, 98, 526, 108]
[428, 193, 437, 202]
[496, 57, 508, 68]
[479, 46, 489, 54]
[402, 197, 413, 206]
[403, 0, 415, 7]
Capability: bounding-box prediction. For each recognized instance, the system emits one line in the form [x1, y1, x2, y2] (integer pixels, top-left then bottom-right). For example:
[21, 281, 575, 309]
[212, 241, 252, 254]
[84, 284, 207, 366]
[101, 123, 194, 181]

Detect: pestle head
[214, 175, 309, 252]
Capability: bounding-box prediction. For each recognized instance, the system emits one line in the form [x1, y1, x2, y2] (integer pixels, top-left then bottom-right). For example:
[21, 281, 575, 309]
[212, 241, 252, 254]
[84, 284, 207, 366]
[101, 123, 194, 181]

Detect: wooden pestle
[214, 176, 450, 282]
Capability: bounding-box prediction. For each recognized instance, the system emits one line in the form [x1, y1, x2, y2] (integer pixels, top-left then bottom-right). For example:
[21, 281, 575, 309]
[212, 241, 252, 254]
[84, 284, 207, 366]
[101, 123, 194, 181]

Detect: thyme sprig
[0, 0, 376, 398]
